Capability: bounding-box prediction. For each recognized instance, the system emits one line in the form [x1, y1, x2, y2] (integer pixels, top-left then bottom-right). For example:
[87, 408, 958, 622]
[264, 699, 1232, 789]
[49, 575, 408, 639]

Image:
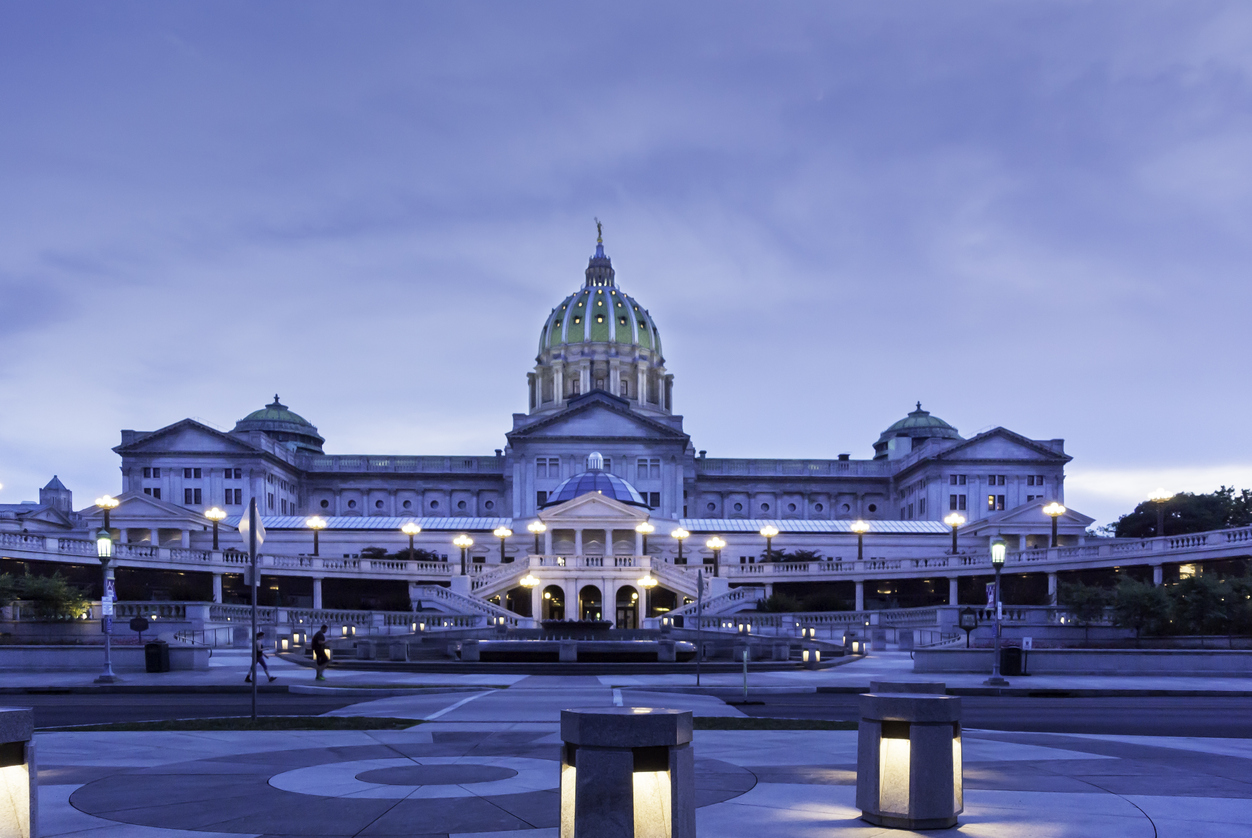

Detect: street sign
[104, 578, 116, 600]
[101, 600, 114, 616]
[101, 616, 113, 634]
[1022, 636, 1033, 651]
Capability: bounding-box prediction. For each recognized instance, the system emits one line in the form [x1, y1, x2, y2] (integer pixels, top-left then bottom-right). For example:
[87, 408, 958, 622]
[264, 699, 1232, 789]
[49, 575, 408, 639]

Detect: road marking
[613, 689, 623, 706]
[425, 690, 495, 720]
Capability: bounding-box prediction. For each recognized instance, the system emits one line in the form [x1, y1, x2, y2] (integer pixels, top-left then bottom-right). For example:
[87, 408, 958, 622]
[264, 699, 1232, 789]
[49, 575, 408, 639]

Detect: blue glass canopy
[542, 469, 649, 509]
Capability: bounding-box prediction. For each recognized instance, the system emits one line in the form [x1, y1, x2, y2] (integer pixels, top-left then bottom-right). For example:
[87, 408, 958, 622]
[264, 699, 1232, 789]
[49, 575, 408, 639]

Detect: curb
[288, 685, 486, 697]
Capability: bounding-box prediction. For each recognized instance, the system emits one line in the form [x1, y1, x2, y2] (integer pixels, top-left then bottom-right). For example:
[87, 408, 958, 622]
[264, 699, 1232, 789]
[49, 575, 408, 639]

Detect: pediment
[936, 428, 1068, 463]
[539, 491, 650, 523]
[79, 491, 226, 528]
[115, 420, 260, 455]
[510, 401, 688, 442]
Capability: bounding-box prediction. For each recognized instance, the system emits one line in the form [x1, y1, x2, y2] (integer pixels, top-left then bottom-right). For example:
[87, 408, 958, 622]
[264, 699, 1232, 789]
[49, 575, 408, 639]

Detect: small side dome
[873, 402, 962, 460]
[542, 453, 650, 509]
[232, 395, 325, 454]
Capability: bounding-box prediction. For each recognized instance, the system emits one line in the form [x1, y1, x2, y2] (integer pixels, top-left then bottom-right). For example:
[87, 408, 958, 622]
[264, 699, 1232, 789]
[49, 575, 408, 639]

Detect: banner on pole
[985, 582, 995, 606]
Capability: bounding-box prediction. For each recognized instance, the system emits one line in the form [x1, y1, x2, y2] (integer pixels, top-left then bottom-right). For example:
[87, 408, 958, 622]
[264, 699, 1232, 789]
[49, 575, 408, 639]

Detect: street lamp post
[1148, 489, 1173, 538]
[984, 537, 1009, 687]
[493, 526, 513, 563]
[94, 528, 119, 684]
[401, 522, 421, 561]
[1042, 502, 1066, 548]
[205, 507, 226, 550]
[638, 573, 658, 620]
[527, 520, 547, 555]
[705, 537, 726, 578]
[851, 520, 869, 562]
[759, 525, 779, 560]
[453, 534, 474, 575]
[95, 495, 119, 531]
[635, 521, 655, 555]
[671, 528, 689, 565]
[306, 516, 327, 557]
[943, 513, 965, 554]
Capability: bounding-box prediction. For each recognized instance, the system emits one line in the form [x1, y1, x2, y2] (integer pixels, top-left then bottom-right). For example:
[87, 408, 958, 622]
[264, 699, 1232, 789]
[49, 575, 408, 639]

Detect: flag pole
[249, 498, 258, 722]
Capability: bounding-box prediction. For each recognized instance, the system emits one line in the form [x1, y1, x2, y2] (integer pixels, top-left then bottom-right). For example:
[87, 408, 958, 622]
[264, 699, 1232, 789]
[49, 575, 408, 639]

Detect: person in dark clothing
[312, 624, 329, 681]
[246, 631, 277, 683]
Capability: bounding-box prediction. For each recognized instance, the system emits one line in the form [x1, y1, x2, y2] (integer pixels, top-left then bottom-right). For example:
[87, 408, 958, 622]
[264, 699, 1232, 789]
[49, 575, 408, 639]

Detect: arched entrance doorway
[578, 585, 602, 621]
[615, 585, 639, 629]
[542, 585, 565, 621]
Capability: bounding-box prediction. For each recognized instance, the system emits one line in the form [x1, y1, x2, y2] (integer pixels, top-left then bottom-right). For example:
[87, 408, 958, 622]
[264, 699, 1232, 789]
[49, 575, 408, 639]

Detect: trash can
[1000, 647, 1022, 677]
[144, 640, 171, 673]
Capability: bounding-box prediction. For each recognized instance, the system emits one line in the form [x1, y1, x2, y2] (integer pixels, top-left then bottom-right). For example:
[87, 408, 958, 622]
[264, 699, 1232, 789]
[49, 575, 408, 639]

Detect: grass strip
[694, 717, 857, 731]
[43, 716, 420, 732]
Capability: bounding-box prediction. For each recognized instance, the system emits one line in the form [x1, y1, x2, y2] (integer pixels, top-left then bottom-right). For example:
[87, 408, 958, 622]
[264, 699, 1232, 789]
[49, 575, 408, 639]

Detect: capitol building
[3, 233, 1120, 623]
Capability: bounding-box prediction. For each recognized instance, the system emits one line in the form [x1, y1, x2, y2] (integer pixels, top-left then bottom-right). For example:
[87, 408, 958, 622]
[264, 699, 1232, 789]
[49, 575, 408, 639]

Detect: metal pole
[857, 533, 863, 562]
[249, 498, 258, 722]
[1051, 516, 1059, 548]
[990, 565, 1002, 683]
[742, 648, 748, 700]
[677, 538, 684, 564]
[313, 528, 319, 557]
[409, 534, 415, 562]
[696, 569, 704, 687]
[951, 525, 958, 554]
[212, 521, 219, 551]
[101, 566, 115, 682]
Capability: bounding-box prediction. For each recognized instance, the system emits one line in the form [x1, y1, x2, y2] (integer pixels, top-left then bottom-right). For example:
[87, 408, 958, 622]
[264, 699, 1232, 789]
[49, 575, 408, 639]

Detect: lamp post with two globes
[205, 507, 226, 550]
[401, 522, 421, 561]
[1042, 502, 1066, 548]
[527, 520, 547, 554]
[671, 527, 689, 564]
[943, 513, 965, 554]
[453, 534, 474, 575]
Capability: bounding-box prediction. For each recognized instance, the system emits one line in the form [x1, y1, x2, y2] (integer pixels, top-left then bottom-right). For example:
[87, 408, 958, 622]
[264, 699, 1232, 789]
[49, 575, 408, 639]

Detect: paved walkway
[31, 674, 1252, 836]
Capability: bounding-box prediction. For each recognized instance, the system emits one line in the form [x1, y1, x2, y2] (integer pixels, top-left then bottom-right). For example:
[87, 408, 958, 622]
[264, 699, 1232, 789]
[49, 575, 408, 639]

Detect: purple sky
[2, 2, 1251, 527]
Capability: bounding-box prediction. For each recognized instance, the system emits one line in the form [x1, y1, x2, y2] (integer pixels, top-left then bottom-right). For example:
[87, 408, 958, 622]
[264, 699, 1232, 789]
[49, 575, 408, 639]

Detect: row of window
[142, 466, 245, 480]
[901, 498, 927, 519]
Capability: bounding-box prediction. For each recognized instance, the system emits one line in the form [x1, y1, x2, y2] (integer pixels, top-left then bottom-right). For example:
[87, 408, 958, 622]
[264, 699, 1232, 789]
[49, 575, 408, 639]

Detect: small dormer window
[619, 317, 627, 325]
[596, 300, 603, 306]
[596, 316, 604, 323]
[574, 317, 581, 324]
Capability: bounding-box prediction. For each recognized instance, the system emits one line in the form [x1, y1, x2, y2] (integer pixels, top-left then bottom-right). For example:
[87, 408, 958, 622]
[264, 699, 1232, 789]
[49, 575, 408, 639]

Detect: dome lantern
[873, 402, 962, 460]
[232, 395, 325, 454]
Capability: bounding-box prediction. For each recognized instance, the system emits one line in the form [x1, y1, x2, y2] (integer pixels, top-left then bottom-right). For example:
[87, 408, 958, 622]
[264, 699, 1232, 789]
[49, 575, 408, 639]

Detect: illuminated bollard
[802, 645, 821, 670]
[0, 707, 37, 838]
[856, 691, 963, 830]
[560, 707, 695, 838]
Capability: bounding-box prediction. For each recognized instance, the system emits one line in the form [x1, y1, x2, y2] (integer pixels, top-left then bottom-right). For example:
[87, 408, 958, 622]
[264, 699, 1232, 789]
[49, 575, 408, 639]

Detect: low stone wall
[914, 647, 1252, 676]
[0, 644, 210, 671]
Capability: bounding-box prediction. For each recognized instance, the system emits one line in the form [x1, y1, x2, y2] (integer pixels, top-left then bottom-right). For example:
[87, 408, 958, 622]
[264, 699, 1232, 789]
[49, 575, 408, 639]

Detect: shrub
[13, 573, 90, 619]
[1111, 577, 1170, 642]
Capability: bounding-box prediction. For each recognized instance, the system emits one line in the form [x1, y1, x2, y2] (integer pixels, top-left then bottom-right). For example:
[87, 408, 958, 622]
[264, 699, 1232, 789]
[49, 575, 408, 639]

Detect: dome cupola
[873, 402, 962, 460]
[527, 226, 673, 417]
[541, 451, 650, 509]
[232, 395, 325, 454]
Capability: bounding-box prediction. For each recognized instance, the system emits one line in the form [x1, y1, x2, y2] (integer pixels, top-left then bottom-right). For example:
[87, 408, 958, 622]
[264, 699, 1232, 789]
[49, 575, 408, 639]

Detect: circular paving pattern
[358, 763, 518, 785]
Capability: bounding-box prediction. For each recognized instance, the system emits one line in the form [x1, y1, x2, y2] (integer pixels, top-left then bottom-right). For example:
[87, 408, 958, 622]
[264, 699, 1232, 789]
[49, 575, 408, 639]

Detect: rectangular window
[570, 379, 580, 396]
[143, 488, 152, 496]
[184, 468, 192, 479]
[536, 491, 548, 507]
[950, 494, 958, 510]
[637, 458, 660, 480]
[143, 467, 152, 478]
[153, 488, 161, 499]
[185, 488, 194, 504]
[988, 494, 996, 511]
[998, 475, 1006, 486]
[1026, 475, 1035, 486]
[153, 467, 161, 478]
[620, 381, 629, 398]
[268, 493, 274, 510]
[997, 495, 1006, 510]
[234, 489, 243, 505]
[958, 494, 966, 511]
[950, 475, 957, 485]
[281, 499, 287, 514]
[958, 474, 966, 485]
[918, 498, 926, 515]
[602, 457, 611, 471]
[648, 491, 661, 508]
[1036, 475, 1044, 485]
[234, 468, 242, 479]
[194, 467, 202, 479]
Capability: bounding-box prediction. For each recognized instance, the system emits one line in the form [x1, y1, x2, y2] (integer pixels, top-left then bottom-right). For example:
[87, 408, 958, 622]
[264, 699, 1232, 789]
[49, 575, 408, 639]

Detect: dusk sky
[2, 2, 1251, 527]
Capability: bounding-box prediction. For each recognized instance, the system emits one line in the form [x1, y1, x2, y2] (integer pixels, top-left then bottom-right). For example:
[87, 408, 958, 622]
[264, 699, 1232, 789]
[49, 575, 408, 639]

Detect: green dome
[538, 241, 662, 356]
[873, 402, 961, 458]
[232, 395, 325, 454]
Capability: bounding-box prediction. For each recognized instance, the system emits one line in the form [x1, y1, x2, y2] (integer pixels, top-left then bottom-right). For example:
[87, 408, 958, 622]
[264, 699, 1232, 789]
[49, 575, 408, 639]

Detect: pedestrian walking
[246, 631, 277, 683]
[312, 624, 330, 681]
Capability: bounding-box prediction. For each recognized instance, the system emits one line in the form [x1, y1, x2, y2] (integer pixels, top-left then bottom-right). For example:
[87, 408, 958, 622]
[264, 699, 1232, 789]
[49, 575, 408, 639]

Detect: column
[531, 581, 542, 620]
[637, 366, 647, 405]
[580, 365, 590, 395]
[554, 365, 564, 407]
[180, 529, 190, 548]
[543, 529, 553, 555]
[312, 577, 323, 609]
[574, 529, 583, 556]
[948, 577, 958, 605]
[1152, 564, 1163, 586]
[120, 528, 130, 545]
[1047, 572, 1058, 604]
[635, 529, 643, 554]
[609, 364, 620, 398]
[212, 573, 223, 604]
[855, 580, 865, 611]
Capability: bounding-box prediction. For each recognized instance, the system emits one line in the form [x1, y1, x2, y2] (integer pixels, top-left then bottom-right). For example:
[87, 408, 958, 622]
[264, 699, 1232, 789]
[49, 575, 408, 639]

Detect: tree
[1170, 575, 1232, 637]
[12, 573, 90, 620]
[1112, 486, 1252, 538]
[756, 592, 804, 613]
[1111, 578, 1169, 644]
[0, 573, 17, 608]
[1058, 581, 1113, 646]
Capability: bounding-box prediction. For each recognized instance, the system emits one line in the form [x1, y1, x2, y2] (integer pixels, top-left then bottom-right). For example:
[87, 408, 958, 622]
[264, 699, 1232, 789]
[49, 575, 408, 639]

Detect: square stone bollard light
[856, 691, 963, 830]
[0, 707, 37, 838]
[560, 707, 695, 838]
